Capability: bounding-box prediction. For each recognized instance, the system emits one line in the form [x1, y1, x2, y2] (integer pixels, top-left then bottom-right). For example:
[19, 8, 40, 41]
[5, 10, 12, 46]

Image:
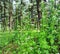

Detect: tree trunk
[36, 0, 41, 29]
[0, 2, 2, 30]
[9, 0, 13, 30]
[2, 1, 6, 31]
[30, 0, 34, 24]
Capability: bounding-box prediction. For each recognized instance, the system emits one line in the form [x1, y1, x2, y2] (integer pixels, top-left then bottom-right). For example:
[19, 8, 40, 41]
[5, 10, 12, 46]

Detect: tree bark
[36, 0, 41, 29]
[9, 0, 13, 30]
[2, 1, 6, 31]
[0, 2, 2, 29]
[30, 0, 34, 24]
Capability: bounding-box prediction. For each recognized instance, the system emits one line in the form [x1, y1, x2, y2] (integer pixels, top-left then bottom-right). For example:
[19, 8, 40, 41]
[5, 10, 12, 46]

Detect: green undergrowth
[0, 30, 60, 54]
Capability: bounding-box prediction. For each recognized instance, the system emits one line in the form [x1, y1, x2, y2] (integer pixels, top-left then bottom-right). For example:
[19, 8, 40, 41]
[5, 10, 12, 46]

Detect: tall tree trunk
[30, 0, 34, 24]
[0, 2, 2, 30]
[14, 8, 18, 30]
[30, 0, 33, 18]
[2, 1, 6, 31]
[9, 0, 13, 30]
[18, 9, 22, 26]
[36, 0, 41, 29]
